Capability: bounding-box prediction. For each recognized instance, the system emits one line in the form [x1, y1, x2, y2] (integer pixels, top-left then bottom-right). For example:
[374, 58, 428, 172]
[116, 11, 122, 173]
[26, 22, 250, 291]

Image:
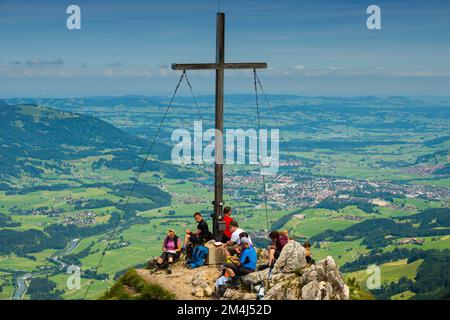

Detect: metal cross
[172, 12, 267, 240]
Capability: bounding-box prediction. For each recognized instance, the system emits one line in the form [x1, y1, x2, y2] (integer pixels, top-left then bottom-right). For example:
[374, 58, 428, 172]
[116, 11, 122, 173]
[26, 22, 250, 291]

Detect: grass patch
[344, 258, 424, 290]
[391, 290, 416, 300]
[100, 269, 175, 300]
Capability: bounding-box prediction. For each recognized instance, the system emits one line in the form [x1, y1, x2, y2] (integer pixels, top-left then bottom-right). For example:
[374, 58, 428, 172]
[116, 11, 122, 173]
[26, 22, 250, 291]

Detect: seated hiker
[214, 269, 232, 299]
[223, 221, 253, 257]
[184, 212, 212, 249]
[303, 241, 315, 264]
[223, 237, 257, 284]
[269, 230, 288, 266]
[155, 229, 181, 273]
[239, 232, 251, 244]
[221, 206, 234, 243]
[258, 230, 288, 270]
[279, 229, 291, 240]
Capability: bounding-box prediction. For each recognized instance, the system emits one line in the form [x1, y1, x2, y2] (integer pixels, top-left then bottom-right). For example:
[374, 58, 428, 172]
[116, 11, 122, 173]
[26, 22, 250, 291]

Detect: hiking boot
[147, 259, 157, 270]
[227, 278, 240, 289]
[166, 265, 172, 274]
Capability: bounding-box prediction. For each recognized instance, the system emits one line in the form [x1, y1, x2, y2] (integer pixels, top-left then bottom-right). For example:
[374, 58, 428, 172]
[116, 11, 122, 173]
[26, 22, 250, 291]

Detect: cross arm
[171, 62, 267, 70]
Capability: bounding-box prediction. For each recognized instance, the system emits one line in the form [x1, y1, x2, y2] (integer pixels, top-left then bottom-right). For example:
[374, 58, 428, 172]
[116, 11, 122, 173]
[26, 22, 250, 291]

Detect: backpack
[188, 245, 208, 268]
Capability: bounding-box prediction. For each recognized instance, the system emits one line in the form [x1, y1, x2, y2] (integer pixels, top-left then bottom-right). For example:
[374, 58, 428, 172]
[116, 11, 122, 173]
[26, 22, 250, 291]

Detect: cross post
[172, 12, 267, 240]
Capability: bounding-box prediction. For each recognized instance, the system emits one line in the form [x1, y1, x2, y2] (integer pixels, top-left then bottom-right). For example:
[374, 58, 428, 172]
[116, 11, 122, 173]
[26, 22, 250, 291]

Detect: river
[11, 238, 81, 300]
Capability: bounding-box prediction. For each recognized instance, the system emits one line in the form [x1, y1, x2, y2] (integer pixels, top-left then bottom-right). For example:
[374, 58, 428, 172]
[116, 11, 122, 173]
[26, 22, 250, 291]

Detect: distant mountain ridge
[4, 95, 450, 110]
[0, 104, 170, 178]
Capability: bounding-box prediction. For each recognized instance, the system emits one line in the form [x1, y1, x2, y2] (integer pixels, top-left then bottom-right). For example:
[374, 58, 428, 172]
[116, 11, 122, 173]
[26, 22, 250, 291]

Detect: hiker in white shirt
[223, 221, 252, 257]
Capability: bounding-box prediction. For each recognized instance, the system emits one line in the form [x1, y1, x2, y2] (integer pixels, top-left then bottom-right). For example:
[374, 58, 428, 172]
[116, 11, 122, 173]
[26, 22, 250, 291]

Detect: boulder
[301, 281, 333, 300]
[222, 289, 256, 300]
[242, 293, 258, 300]
[191, 271, 216, 298]
[265, 276, 301, 300]
[204, 286, 214, 297]
[272, 241, 307, 274]
[240, 251, 349, 300]
[191, 272, 208, 289]
[265, 282, 284, 300]
[243, 256, 349, 300]
[192, 287, 205, 298]
[300, 256, 349, 300]
[268, 272, 296, 288]
[223, 288, 244, 300]
[241, 269, 269, 286]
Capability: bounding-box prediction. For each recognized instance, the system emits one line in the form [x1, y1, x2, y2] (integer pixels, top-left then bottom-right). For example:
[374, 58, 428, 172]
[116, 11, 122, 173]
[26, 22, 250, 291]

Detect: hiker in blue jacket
[223, 237, 256, 284]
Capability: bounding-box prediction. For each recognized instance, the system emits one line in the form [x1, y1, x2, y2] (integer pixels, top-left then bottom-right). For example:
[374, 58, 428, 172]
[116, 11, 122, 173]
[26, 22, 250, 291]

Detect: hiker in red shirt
[221, 206, 233, 243]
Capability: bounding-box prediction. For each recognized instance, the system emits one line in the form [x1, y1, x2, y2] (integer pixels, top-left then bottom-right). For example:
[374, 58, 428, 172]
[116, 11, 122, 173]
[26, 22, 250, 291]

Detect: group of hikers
[149, 206, 314, 293]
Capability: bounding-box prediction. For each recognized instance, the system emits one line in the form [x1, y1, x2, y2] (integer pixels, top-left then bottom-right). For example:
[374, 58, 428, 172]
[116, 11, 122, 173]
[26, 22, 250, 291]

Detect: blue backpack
[188, 245, 208, 268]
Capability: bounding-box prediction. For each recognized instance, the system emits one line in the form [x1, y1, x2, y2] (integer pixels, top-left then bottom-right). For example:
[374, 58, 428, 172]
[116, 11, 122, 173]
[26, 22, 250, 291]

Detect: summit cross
[172, 12, 267, 240]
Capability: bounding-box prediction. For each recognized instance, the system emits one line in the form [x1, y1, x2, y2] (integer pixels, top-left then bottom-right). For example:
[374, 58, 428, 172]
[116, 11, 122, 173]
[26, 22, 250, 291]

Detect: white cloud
[1, 59, 448, 80]
[392, 71, 442, 78]
[103, 68, 114, 77]
[293, 64, 306, 71]
[328, 65, 343, 71]
[25, 57, 64, 66]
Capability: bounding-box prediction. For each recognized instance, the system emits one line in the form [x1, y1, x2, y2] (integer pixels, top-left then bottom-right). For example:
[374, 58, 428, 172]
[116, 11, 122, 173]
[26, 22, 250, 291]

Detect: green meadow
[344, 259, 424, 291]
[1, 96, 449, 300]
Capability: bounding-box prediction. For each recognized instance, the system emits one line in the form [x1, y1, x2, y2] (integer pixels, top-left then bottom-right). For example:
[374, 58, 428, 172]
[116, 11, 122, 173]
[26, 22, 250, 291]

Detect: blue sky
[0, 0, 449, 97]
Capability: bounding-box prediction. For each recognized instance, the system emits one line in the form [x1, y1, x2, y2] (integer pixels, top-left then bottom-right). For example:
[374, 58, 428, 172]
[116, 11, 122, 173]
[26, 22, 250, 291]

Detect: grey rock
[223, 288, 244, 300]
[222, 288, 257, 300]
[196, 290, 205, 298]
[301, 281, 333, 300]
[272, 241, 307, 274]
[300, 256, 349, 300]
[191, 272, 208, 288]
[204, 286, 214, 297]
[265, 276, 301, 300]
[193, 287, 205, 298]
[241, 269, 269, 286]
[214, 247, 348, 300]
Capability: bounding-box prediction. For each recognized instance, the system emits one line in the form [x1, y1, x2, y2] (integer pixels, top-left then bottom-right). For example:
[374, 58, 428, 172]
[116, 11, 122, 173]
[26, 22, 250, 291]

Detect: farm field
[1, 95, 449, 300]
[344, 259, 424, 290]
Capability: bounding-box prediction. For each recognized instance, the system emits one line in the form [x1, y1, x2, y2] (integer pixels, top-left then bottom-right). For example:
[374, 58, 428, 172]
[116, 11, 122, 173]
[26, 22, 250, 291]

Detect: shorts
[223, 263, 255, 277]
[189, 235, 201, 244]
[160, 252, 178, 263]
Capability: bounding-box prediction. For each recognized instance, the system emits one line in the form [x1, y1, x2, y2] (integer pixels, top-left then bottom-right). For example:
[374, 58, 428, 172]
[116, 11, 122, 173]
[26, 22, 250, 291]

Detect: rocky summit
[137, 240, 349, 300]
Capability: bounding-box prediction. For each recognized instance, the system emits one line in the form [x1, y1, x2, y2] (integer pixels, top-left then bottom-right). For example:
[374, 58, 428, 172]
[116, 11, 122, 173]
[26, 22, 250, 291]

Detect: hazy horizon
[1, 0, 449, 97]
[2, 93, 450, 100]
